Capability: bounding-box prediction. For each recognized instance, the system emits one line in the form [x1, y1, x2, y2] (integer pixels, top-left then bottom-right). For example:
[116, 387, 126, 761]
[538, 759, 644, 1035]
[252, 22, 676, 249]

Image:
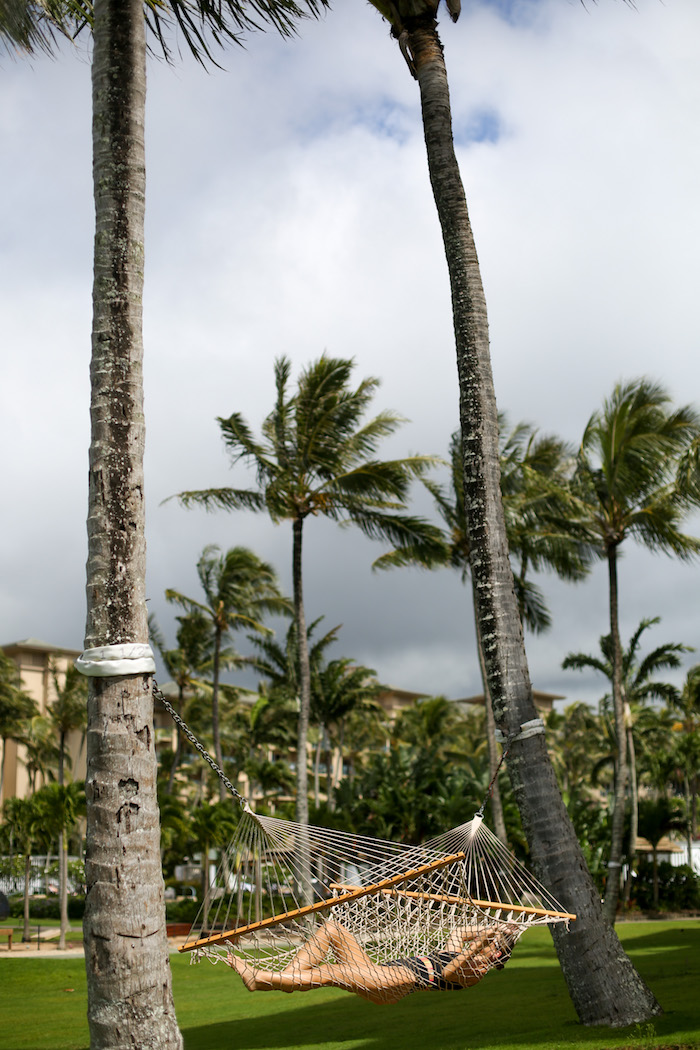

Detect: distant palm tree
[47, 661, 87, 948]
[188, 800, 239, 917]
[172, 355, 442, 830]
[166, 546, 286, 801]
[311, 657, 382, 806]
[670, 664, 700, 865]
[0, 652, 36, 801]
[377, 423, 588, 843]
[2, 794, 41, 941]
[637, 797, 686, 910]
[569, 379, 700, 921]
[563, 616, 691, 906]
[151, 611, 213, 793]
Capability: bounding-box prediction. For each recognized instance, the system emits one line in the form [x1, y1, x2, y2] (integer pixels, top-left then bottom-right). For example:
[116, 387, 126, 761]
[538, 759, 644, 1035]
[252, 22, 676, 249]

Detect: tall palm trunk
[58, 737, 69, 950]
[405, 16, 660, 1026]
[292, 517, 313, 903]
[604, 546, 628, 922]
[83, 0, 182, 1045]
[622, 716, 638, 907]
[472, 580, 507, 843]
[22, 852, 31, 943]
[211, 625, 227, 802]
[166, 684, 185, 795]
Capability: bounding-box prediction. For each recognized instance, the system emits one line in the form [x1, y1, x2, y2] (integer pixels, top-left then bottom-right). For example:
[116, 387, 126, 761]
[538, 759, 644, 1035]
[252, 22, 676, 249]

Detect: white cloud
[2, 0, 699, 706]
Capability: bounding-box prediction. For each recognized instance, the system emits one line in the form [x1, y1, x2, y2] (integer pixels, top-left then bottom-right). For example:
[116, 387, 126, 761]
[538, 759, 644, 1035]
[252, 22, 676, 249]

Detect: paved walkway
[1, 934, 188, 960]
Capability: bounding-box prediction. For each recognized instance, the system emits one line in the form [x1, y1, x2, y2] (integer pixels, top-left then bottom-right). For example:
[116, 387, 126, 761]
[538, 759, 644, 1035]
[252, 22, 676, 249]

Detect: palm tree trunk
[166, 685, 185, 795]
[603, 547, 628, 923]
[58, 739, 69, 950]
[211, 627, 227, 802]
[406, 16, 660, 1026]
[22, 853, 31, 942]
[622, 718, 638, 908]
[472, 580, 507, 842]
[292, 516, 313, 905]
[58, 829, 69, 949]
[84, 0, 181, 1045]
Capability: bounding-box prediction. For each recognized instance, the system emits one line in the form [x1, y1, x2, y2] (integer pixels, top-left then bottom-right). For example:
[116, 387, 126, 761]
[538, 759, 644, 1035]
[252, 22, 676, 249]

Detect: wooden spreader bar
[330, 884, 576, 921]
[180, 851, 466, 952]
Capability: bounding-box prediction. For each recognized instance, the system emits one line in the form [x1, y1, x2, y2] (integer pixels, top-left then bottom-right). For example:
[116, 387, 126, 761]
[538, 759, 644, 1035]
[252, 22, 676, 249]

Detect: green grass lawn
[0, 922, 698, 1050]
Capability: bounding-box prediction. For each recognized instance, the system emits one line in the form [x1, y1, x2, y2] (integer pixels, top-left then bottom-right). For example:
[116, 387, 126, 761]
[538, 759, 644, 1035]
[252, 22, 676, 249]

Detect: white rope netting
[180, 810, 574, 1003]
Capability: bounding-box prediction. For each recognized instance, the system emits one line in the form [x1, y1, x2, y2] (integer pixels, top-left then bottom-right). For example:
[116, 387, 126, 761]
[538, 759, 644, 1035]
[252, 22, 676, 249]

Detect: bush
[165, 898, 200, 923]
[633, 860, 700, 912]
[9, 896, 86, 920]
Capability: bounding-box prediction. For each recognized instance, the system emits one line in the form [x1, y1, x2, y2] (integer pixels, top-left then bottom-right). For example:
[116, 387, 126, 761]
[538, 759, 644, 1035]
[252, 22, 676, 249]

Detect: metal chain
[152, 679, 248, 809]
[476, 742, 510, 819]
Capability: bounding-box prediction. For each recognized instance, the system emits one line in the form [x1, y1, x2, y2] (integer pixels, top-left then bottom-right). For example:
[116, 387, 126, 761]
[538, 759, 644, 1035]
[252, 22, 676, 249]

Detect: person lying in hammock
[225, 920, 516, 1005]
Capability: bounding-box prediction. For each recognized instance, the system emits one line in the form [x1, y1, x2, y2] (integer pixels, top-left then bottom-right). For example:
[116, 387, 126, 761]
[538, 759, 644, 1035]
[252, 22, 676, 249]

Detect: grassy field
[0, 922, 698, 1050]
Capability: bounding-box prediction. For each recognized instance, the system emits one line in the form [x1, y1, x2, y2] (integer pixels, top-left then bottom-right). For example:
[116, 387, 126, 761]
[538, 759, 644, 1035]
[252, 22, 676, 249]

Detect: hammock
[157, 683, 575, 1001]
[180, 806, 575, 998]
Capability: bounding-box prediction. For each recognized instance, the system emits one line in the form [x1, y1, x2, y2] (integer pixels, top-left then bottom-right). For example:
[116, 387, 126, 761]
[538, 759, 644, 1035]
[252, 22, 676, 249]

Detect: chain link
[153, 679, 248, 809]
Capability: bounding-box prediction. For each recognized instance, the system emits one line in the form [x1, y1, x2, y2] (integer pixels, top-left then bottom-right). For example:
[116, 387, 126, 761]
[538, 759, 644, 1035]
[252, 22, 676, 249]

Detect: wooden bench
[0, 929, 13, 950]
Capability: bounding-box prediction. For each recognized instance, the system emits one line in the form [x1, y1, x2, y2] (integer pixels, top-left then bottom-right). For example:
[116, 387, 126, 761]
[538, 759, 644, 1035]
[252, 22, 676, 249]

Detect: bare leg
[225, 922, 416, 1003]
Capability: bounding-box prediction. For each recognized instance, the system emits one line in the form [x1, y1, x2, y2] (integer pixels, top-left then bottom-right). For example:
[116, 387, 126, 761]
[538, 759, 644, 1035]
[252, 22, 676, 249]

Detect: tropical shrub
[632, 861, 700, 912]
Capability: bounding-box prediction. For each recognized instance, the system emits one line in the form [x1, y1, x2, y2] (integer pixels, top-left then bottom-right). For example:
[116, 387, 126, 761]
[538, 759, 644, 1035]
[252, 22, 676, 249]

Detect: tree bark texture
[407, 19, 661, 1026]
[603, 546, 628, 922]
[84, 1, 182, 1046]
[292, 517, 313, 904]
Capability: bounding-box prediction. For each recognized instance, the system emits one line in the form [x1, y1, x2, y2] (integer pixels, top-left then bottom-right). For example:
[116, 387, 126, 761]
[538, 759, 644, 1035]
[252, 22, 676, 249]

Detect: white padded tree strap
[75, 643, 156, 677]
[495, 718, 546, 745]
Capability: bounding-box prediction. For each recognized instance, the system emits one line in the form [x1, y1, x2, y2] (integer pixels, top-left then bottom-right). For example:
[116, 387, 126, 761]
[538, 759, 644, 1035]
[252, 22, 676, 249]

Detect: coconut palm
[0, 651, 36, 802]
[150, 611, 212, 793]
[567, 379, 700, 921]
[377, 422, 588, 844]
[669, 664, 700, 864]
[311, 657, 383, 806]
[563, 616, 691, 906]
[173, 354, 442, 831]
[166, 546, 286, 801]
[6, 0, 327, 1043]
[47, 661, 88, 948]
[637, 797, 686, 910]
[365, 0, 660, 1024]
[22, 715, 59, 793]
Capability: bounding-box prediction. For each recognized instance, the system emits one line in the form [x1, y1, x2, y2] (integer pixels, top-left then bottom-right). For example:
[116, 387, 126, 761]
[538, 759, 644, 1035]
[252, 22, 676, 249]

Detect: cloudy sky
[2, 0, 699, 709]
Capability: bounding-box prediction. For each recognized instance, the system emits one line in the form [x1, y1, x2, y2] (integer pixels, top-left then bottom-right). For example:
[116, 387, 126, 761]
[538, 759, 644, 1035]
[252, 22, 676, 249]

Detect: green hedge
[9, 896, 86, 920]
[632, 861, 700, 912]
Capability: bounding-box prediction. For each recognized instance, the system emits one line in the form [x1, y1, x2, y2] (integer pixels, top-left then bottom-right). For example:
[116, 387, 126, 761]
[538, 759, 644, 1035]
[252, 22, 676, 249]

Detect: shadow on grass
[179, 927, 700, 1050]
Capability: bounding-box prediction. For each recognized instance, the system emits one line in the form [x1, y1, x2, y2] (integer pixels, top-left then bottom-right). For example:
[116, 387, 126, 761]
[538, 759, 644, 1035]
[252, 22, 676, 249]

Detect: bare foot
[226, 952, 259, 991]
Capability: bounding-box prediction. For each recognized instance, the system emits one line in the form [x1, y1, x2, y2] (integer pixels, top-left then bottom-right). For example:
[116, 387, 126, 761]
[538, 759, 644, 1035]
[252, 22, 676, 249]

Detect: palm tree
[637, 797, 686, 910]
[0, 651, 36, 802]
[80, 0, 329, 1044]
[173, 354, 442, 831]
[150, 611, 212, 793]
[2, 794, 41, 942]
[166, 545, 286, 801]
[47, 661, 88, 948]
[5, 0, 328, 1043]
[188, 800, 239, 917]
[377, 423, 588, 843]
[563, 616, 691, 906]
[670, 664, 700, 865]
[311, 656, 382, 806]
[365, 0, 661, 1025]
[568, 379, 700, 921]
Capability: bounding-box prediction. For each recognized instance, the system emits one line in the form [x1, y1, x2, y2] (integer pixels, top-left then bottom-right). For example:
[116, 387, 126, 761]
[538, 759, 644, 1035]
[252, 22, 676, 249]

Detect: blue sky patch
[455, 107, 503, 147]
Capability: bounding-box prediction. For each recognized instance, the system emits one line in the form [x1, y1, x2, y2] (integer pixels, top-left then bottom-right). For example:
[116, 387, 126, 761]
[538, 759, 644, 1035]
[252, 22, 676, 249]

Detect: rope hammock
[156, 683, 576, 1003]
